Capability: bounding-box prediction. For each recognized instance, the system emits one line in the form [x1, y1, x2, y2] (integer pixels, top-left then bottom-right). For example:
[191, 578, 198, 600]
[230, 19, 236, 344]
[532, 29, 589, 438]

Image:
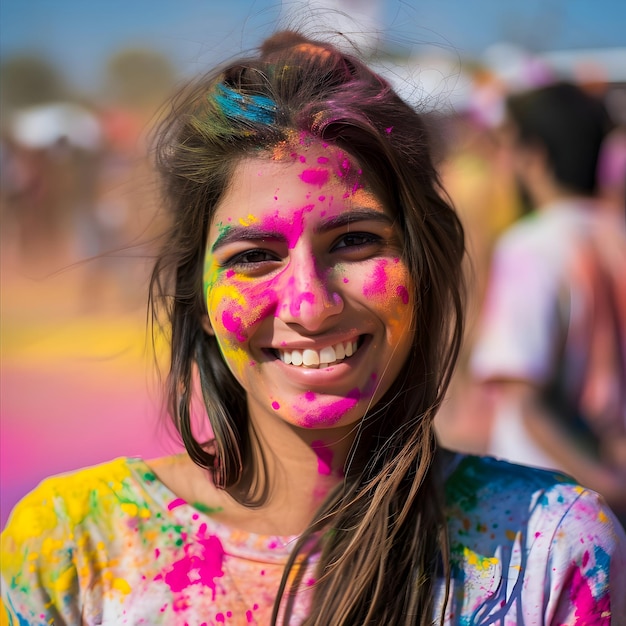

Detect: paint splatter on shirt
[2, 454, 625, 624]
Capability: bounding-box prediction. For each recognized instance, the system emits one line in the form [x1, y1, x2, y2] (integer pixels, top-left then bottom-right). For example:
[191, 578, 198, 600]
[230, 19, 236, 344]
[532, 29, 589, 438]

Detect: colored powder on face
[311, 440, 333, 475]
[238, 214, 258, 227]
[362, 260, 389, 298]
[299, 168, 330, 187]
[362, 373, 378, 397]
[396, 285, 409, 305]
[283, 280, 316, 317]
[272, 401, 280, 410]
[246, 610, 254, 622]
[256, 204, 314, 249]
[221, 310, 246, 342]
[216, 613, 225, 623]
[298, 388, 360, 426]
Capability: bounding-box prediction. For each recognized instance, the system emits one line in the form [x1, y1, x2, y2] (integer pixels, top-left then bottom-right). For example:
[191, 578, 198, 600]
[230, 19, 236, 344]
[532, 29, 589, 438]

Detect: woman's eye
[333, 232, 381, 250]
[226, 249, 279, 266]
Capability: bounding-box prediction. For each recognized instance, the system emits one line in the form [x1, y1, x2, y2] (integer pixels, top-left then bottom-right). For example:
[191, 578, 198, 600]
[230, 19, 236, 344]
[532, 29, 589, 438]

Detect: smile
[276, 338, 360, 369]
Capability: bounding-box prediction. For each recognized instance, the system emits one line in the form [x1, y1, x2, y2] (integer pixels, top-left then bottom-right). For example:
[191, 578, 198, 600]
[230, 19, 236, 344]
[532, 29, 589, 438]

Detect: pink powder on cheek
[362, 260, 389, 298]
[299, 168, 330, 187]
[221, 309, 246, 342]
[272, 401, 280, 410]
[311, 440, 334, 475]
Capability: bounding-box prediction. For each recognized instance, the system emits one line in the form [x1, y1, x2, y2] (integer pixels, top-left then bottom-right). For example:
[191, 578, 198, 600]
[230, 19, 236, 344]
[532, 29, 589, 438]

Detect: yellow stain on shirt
[51, 564, 76, 594]
[463, 546, 499, 571]
[40, 536, 66, 563]
[113, 577, 132, 594]
[121, 502, 138, 517]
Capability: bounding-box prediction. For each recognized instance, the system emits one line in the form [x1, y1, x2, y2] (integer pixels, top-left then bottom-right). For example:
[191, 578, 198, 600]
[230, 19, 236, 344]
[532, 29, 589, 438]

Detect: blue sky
[2, 0, 626, 92]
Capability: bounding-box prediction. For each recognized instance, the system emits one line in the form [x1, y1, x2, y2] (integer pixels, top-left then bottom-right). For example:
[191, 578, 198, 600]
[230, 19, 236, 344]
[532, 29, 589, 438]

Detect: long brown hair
[150, 30, 465, 625]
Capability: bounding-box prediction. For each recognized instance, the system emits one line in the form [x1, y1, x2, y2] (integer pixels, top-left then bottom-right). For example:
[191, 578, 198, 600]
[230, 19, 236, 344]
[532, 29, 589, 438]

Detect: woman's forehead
[217, 146, 373, 209]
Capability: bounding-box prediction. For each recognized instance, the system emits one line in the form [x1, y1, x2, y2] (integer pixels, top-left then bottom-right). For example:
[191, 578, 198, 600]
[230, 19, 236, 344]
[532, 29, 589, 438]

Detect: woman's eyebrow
[211, 227, 285, 253]
[317, 209, 393, 234]
[211, 209, 393, 253]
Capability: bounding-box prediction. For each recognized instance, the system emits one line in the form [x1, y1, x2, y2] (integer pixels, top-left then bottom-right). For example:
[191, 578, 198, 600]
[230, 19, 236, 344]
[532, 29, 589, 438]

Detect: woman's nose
[276, 255, 343, 331]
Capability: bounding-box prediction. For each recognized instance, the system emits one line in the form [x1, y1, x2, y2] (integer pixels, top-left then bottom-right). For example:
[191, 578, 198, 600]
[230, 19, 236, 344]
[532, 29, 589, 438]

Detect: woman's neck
[149, 415, 357, 537]
[237, 414, 356, 535]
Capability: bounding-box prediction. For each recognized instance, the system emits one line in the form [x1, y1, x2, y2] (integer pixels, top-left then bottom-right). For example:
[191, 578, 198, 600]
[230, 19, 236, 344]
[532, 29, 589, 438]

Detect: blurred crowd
[0, 48, 175, 313]
[1, 39, 625, 522]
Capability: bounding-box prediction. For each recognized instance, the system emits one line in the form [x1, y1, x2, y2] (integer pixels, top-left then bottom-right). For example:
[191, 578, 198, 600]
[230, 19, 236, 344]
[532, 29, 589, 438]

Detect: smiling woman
[2, 29, 626, 626]
[204, 149, 413, 433]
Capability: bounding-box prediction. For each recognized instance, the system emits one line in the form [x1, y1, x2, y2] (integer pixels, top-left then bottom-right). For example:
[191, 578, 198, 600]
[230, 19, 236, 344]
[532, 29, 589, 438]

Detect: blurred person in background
[470, 82, 626, 524]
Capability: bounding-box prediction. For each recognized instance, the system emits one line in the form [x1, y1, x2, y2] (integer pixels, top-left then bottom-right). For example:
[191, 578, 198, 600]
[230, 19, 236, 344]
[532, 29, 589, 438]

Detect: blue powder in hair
[214, 83, 277, 125]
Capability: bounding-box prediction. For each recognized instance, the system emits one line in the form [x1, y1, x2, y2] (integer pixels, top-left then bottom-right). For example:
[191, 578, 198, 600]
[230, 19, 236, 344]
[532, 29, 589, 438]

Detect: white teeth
[278, 339, 359, 368]
[319, 346, 336, 364]
[302, 349, 320, 367]
[334, 342, 345, 360]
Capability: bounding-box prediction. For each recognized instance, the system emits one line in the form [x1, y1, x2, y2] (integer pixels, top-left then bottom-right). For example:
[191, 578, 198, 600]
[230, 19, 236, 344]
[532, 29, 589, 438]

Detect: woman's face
[204, 139, 414, 431]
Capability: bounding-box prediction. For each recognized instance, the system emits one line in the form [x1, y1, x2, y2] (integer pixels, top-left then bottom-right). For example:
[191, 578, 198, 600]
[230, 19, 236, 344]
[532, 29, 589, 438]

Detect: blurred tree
[0, 55, 67, 123]
[103, 48, 176, 110]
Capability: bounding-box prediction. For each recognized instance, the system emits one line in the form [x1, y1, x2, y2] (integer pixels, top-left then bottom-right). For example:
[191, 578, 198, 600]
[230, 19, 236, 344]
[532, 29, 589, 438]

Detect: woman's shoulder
[444, 453, 580, 503]
[439, 456, 626, 621]
[3, 456, 173, 536]
[444, 453, 626, 553]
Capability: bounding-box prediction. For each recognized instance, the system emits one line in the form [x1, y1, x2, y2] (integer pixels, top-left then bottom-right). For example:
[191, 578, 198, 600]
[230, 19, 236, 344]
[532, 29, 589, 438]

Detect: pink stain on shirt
[156, 533, 225, 601]
[570, 566, 610, 624]
[167, 498, 186, 511]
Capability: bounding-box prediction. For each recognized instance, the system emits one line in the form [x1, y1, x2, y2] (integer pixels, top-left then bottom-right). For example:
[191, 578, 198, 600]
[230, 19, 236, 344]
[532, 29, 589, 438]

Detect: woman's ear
[201, 315, 215, 336]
